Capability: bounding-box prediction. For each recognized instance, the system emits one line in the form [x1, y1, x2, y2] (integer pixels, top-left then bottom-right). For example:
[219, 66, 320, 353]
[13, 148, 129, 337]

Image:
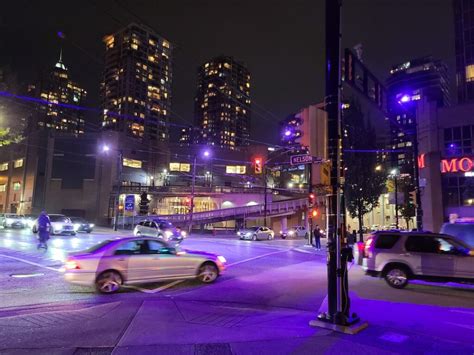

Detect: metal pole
[114, 150, 123, 231]
[395, 174, 399, 230]
[189, 155, 197, 233]
[412, 116, 423, 231]
[263, 164, 267, 227]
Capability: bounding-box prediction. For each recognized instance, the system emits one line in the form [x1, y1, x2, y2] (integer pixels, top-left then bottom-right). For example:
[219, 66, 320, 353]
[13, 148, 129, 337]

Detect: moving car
[440, 219, 474, 248]
[32, 214, 76, 235]
[133, 219, 185, 244]
[63, 237, 226, 293]
[280, 226, 309, 239]
[237, 226, 274, 241]
[0, 213, 25, 228]
[70, 217, 94, 233]
[363, 231, 474, 289]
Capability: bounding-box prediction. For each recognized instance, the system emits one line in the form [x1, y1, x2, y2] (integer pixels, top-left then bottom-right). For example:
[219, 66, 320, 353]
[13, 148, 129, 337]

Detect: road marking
[0, 254, 62, 272]
[227, 249, 290, 267]
[123, 280, 184, 294]
[450, 309, 474, 316]
[445, 321, 474, 331]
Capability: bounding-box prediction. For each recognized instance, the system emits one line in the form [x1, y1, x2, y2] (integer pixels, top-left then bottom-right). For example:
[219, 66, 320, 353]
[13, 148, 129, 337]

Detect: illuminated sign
[441, 157, 474, 173]
[169, 162, 191, 172]
[418, 154, 425, 169]
[226, 165, 246, 174]
[123, 158, 142, 169]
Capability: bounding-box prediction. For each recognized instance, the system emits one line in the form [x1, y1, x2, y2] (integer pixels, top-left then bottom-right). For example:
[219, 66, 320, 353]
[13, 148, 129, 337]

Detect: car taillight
[65, 259, 80, 270]
[364, 237, 374, 258]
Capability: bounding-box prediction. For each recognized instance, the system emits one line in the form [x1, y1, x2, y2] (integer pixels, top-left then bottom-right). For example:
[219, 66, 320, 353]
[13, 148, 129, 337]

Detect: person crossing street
[37, 211, 51, 250]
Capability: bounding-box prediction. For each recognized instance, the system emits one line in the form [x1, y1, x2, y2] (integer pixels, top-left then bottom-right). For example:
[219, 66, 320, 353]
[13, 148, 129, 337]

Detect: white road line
[226, 249, 290, 267]
[0, 254, 62, 272]
[123, 280, 184, 294]
[445, 321, 474, 331]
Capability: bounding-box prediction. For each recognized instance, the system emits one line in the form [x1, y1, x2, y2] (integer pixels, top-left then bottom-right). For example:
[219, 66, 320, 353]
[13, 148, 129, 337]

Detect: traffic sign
[124, 195, 135, 211]
[290, 154, 313, 165]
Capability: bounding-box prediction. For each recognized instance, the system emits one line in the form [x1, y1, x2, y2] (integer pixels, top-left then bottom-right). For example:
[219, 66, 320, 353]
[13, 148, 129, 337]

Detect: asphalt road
[0, 227, 473, 354]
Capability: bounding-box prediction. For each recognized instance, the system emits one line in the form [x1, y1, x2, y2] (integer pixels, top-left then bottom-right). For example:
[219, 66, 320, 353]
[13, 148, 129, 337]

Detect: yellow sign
[226, 165, 246, 174]
[170, 162, 191, 172]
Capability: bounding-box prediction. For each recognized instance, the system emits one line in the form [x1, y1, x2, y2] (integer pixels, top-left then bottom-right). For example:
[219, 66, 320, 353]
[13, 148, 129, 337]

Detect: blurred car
[32, 214, 76, 235]
[0, 213, 25, 228]
[237, 226, 274, 241]
[70, 217, 94, 233]
[363, 231, 474, 289]
[370, 224, 380, 231]
[133, 219, 185, 244]
[23, 214, 38, 229]
[440, 219, 474, 248]
[280, 226, 309, 239]
[63, 237, 226, 293]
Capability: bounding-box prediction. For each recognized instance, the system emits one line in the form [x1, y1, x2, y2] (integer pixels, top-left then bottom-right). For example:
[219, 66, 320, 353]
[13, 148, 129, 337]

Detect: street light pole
[189, 154, 197, 233]
[394, 173, 399, 230]
[114, 149, 123, 232]
[263, 164, 268, 227]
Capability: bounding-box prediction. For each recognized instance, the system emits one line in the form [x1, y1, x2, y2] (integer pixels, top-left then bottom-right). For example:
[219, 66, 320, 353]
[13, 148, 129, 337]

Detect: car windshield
[71, 217, 85, 223]
[158, 221, 173, 229]
[50, 215, 69, 223]
[248, 227, 259, 231]
[82, 240, 113, 253]
[441, 223, 474, 247]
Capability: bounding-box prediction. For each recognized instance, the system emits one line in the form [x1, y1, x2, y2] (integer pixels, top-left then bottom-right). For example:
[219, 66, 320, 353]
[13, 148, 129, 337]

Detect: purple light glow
[449, 143, 455, 148]
[399, 95, 411, 103]
[203, 150, 211, 158]
[57, 31, 66, 39]
[284, 130, 292, 136]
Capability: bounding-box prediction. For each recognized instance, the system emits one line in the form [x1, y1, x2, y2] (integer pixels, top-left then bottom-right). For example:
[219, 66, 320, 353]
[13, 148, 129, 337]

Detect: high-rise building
[386, 57, 450, 174]
[101, 23, 172, 142]
[454, 0, 474, 103]
[35, 51, 87, 135]
[194, 56, 251, 149]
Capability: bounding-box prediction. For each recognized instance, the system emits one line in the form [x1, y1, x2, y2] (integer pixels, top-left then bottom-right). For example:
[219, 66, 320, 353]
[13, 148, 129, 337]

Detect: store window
[443, 176, 474, 206]
[0, 163, 8, 171]
[444, 125, 473, 156]
[14, 159, 23, 168]
[466, 64, 474, 82]
[0, 185, 5, 192]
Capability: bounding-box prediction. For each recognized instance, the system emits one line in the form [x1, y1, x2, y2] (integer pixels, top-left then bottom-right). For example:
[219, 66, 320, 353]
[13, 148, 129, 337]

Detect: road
[0, 227, 473, 354]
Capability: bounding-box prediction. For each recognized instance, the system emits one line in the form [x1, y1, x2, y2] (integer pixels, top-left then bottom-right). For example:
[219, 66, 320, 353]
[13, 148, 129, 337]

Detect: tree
[343, 100, 386, 240]
[398, 175, 416, 230]
[0, 127, 23, 146]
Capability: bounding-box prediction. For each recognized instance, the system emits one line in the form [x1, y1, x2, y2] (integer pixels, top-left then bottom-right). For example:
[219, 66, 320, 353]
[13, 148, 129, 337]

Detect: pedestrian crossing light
[408, 190, 417, 206]
[254, 158, 263, 174]
[308, 193, 316, 207]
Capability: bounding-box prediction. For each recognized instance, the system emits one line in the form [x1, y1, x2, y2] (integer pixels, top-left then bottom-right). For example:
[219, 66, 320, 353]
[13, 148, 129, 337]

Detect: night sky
[0, 0, 454, 144]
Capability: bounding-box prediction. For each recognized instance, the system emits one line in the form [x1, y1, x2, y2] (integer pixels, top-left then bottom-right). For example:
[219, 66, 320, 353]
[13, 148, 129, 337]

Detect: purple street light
[203, 149, 211, 158]
[399, 94, 411, 103]
[284, 130, 292, 137]
[102, 144, 110, 153]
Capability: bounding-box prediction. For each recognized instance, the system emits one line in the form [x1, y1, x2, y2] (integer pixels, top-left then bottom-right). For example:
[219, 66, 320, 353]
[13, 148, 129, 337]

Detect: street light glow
[203, 150, 211, 158]
[390, 168, 399, 175]
[102, 144, 110, 152]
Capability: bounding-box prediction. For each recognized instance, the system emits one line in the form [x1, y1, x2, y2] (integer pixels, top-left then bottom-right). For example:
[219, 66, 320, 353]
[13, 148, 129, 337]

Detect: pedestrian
[313, 224, 321, 250]
[37, 211, 51, 250]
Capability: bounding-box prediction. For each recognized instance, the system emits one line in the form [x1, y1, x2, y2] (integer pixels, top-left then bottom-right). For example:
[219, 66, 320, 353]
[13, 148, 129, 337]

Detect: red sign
[441, 157, 474, 173]
[418, 154, 425, 169]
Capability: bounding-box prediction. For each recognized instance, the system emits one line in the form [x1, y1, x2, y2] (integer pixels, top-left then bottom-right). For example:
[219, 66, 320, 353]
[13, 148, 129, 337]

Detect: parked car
[0, 213, 25, 228]
[133, 219, 185, 244]
[70, 217, 94, 233]
[280, 226, 309, 239]
[32, 214, 76, 235]
[63, 237, 226, 293]
[237, 226, 274, 241]
[440, 220, 474, 248]
[23, 214, 38, 229]
[363, 231, 474, 289]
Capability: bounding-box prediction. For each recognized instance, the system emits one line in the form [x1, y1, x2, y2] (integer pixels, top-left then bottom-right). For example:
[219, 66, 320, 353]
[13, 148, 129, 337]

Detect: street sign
[290, 154, 313, 165]
[124, 195, 135, 212]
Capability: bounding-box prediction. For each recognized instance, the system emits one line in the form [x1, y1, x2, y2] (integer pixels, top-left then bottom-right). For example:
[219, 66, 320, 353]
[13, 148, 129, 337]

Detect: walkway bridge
[120, 198, 309, 227]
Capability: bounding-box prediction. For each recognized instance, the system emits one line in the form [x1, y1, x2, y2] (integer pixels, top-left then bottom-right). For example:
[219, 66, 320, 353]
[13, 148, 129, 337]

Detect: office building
[454, 0, 474, 103]
[194, 56, 251, 149]
[101, 23, 173, 142]
[36, 51, 87, 135]
[386, 57, 450, 175]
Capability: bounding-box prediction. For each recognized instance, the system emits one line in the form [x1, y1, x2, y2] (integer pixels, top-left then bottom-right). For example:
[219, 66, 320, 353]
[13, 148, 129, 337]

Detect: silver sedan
[63, 237, 226, 294]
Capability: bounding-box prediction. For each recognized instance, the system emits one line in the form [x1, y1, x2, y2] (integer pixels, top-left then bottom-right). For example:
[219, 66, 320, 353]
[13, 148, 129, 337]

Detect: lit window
[226, 165, 247, 174]
[149, 39, 156, 46]
[13, 182, 21, 191]
[162, 40, 170, 48]
[131, 43, 138, 50]
[123, 158, 142, 169]
[0, 163, 8, 171]
[0, 185, 5, 192]
[466, 64, 474, 82]
[148, 55, 155, 62]
[223, 62, 231, 69]
[104, 35, 114, 49]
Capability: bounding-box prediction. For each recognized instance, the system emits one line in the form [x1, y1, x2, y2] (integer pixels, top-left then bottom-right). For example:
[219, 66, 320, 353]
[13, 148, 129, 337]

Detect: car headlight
[28, 220, 35, 228]
[288, 231, 295, 236]
[89, 224, 94, 228]
[6, 218, 13, 224]
[217, 255, 227, 263]
[73, 223, 81, 231]
[237, 231, 241, 235]
[180, 230, 187, 237]
[279, 230, 283, 234]
[246, 232, 251, 237]
[165, 230, 173, 238]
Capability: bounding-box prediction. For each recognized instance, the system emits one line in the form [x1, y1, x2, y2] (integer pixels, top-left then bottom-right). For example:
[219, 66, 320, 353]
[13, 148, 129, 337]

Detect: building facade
[194, 56, 251, 149]
[36, 51, 87, 135]
[454, 0, 474, 103]
[101, 23, 173, 143]
[386, 57, 450, 176]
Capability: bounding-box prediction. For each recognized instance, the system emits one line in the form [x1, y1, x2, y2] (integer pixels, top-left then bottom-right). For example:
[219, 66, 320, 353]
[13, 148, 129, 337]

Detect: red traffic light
[311, 209, 318, 217]
[254, 157, 263, 174]
[309, 193, 315, 199]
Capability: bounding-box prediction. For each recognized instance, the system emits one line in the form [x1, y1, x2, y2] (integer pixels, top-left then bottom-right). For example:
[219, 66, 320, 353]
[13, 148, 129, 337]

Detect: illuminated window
[169, 163, 190, 172]
[13, 182, 21, 191]
[162, 40, 170, 48]
[0, 163, 8, 171]
[131, 43, 138, 50]
[148, 55, 155, 62]
[123, 158, 142, 169]
[149, 39, 156, 46]
[104, 35, 114, 49]
[223, 62, 231, 69]
[0, 185, 5, 192]
[466, 64, 474, 82]
[226, 165, 247, 174]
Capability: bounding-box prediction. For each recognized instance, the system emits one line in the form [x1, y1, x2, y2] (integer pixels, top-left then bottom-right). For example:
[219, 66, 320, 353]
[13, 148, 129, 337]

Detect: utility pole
[311, 0, 365, 332]
[263, 164, 268, 227]
[394, 173, 399, 229]
[114, 149, 123, 231]
[412, 116, 423, 231]
[189, 155, 197, 233]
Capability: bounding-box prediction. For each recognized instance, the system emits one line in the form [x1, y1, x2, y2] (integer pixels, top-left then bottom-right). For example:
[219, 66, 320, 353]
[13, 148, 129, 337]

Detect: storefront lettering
[441, 157, 474, 173]
[418, 154, 425, 169]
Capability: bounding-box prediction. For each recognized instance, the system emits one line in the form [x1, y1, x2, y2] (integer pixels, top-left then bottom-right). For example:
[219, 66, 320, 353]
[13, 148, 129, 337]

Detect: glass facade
[454, 0, 474, 103]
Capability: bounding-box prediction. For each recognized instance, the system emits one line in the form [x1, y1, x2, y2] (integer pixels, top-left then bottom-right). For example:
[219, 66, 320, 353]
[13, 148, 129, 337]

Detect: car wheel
[135, 231, 141, 237]
[157, 234, 163, 239]
[252, 234, 257, 241]
[281, 235, 286, 239]
[96, 271, 122, 294]
[198, 263, 219, 283]
[384, 266, 409, 289]
[86, 230, 92, 234]
[71, 232, 76, 236]
[267, 234, 271, 240]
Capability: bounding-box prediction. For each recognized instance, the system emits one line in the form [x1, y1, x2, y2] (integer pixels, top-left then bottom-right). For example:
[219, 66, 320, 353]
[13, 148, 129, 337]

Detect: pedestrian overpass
[119, 197, 309, 227]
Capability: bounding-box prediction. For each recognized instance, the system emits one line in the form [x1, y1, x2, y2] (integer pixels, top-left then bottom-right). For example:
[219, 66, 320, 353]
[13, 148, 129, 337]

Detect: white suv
[363, 231, 474, 289]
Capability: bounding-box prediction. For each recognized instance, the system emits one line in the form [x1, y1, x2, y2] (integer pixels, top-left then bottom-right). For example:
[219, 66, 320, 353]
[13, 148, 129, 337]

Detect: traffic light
[311, 209, 319, 218]
[308, 193, 316, 207]
[254, 158, 263, 174]
[139, 192, 150, 215]
[408, 190, 417, 206]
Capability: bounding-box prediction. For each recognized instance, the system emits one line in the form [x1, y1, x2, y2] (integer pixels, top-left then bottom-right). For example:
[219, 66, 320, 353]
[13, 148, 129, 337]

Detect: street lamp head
[163, 169, 168, 174]
[390, 168, 398, 175]
[203, 150, 211, 158]
[375, 165, 382, 171]
[399, 94, 411, 104]
[102, 144, 110, 153]
[284, 130, 292, 137]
